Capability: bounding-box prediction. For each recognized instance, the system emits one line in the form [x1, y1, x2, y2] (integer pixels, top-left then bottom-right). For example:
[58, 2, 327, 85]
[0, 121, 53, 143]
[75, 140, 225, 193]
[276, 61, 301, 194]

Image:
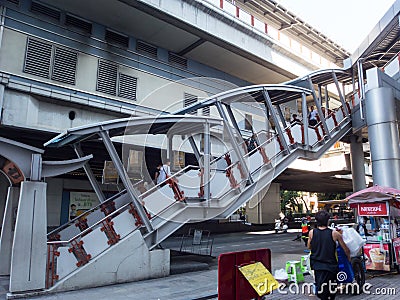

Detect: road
[161, 228, 308, 272]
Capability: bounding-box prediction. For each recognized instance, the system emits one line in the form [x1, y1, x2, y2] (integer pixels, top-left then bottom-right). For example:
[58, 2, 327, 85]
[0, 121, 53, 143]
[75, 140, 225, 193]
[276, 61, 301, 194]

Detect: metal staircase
[42, 69, 354, 291]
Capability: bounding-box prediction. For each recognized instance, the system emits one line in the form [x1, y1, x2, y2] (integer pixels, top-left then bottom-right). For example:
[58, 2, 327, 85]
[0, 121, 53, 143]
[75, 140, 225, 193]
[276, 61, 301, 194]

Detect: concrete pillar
[0, 186, 20, 275]
[365, 87, 400, 188]
[246, 183, 280, 224]
[9, 181, 47, 292]
[349, 135, 366, 192]
[0, 174, 9, 228]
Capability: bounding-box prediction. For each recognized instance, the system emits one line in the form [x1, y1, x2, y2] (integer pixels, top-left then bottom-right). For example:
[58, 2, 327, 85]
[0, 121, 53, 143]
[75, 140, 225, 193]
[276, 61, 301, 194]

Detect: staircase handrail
[139, 164, 201, 199]
[47, 198, 141, 245]
[47, 180, 144, 237]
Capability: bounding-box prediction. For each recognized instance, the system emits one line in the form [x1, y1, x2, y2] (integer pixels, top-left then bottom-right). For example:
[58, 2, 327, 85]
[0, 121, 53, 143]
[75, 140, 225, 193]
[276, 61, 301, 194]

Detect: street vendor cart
[347, 184, 400, 273]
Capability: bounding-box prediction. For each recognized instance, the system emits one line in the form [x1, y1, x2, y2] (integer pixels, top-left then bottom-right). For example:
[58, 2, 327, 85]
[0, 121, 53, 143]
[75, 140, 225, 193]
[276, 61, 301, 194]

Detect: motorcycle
[274, 219, 288, 233]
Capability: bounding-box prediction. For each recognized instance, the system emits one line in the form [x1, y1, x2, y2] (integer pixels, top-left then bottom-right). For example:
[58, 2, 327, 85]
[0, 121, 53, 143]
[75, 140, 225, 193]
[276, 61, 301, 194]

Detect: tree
[280, 190, 302, 213]
[316, 192, 346, 201]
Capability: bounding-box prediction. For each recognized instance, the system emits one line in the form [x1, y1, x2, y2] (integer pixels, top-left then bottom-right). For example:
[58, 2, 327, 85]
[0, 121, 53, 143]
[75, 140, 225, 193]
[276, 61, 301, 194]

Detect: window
[23, 38, 78, 85]
[96, 60, 138, 100]
[184, 93, 198, 115]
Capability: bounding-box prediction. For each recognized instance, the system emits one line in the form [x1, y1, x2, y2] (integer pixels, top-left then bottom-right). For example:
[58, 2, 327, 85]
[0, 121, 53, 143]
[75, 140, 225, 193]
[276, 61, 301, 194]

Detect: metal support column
[349, 135, 366, 192]
[167, 135, 173, 162]
[276, 105, 287, 129]
[324, 86, 329, 116]
[332, 71, 349, 116]
[188, 136, 203, 168]
[225, 105, 243, 135]
[301, 93, 309, 147]
[203, 121, 211, 200]
[0, 84, 4, 123]
[318, 85, 323, 107]
[308, 77, 330, 138]
[262, 90, 289, 153]
[365, 87, 400, 188]
[99, 130, 153, 232]
[74, 144, 106, 202]
[215, 101, 253, 184]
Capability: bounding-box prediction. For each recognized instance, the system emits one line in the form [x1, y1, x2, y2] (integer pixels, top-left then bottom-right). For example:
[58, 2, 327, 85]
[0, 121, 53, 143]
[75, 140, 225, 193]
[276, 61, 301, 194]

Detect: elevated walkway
[29, 69, 354, 294]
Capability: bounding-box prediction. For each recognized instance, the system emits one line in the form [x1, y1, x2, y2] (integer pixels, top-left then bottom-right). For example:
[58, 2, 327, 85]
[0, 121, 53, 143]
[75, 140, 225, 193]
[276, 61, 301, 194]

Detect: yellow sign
[238, 262, 280, 296]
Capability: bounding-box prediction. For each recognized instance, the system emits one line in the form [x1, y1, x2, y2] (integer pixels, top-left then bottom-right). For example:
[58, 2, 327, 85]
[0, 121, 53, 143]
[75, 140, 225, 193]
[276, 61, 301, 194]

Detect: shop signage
[69, 191, 98, 220]
[357, 202, 388, 216]
[364, 243, 390, 271]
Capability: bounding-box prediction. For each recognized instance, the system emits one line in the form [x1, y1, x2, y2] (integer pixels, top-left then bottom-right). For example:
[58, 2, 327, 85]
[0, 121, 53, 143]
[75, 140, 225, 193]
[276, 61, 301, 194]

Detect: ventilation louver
[31, 1, 61, 21]
[202, 106, 210, 116]
[51, 47, 78, 85]
[97, 60, 118, 95]
[105, 29, 129, 48]
[65, 14, 92, 34]
[184, 93, 198, 115]
[136, 40, 157, 57]
[23, 38, 52, 78]
[118, 73, 137, 100]
[7, 0, 20, 5]
[169, 52, 187, 68]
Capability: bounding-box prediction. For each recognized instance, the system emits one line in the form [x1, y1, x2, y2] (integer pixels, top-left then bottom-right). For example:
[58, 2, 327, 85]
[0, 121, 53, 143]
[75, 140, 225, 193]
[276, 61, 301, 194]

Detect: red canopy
[346, 185, 400, 208]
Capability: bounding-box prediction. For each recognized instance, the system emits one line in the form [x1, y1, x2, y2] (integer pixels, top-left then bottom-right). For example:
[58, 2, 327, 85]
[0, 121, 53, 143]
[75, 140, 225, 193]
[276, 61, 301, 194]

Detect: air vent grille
[23, 38, 52, 78]
[97, 60, 118, 95]
[31, 1, 61, 21]
[184, 93, 197, 115]
[65, 14, 92, 34]
[118, 73, 137, 100]
[202, 106, 210, 116]
[7, 0, 20, 5]
[136, 40, 157, 57]
[105, 29, 129, 48]
[169, 52, 187, 68]
[51, 47, 78, 85]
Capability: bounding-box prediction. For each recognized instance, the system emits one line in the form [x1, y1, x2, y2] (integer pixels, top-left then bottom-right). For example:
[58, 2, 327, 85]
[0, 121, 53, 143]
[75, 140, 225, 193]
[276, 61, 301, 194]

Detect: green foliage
[316, 192, 346, 201]
[280, 190, 302, 213]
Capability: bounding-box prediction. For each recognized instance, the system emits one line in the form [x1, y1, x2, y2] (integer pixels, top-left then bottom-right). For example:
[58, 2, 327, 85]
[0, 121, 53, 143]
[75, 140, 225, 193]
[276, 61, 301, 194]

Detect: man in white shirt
[157, 160, 171, 185]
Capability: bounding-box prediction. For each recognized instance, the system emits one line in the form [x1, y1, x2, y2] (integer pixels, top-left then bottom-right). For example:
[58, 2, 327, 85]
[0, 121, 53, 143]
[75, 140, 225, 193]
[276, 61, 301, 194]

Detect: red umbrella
[346, 184, 400, 208]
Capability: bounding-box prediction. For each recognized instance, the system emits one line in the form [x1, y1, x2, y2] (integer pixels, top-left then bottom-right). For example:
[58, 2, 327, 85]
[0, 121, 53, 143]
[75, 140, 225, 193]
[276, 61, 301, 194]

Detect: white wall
[0, 29, 215, 114]
[2, 90, 116, 132]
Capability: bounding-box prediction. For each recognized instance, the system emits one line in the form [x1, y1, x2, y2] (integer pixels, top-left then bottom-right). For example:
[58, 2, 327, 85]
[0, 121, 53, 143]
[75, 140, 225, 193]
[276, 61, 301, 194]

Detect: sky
[276, 0, 396, 53]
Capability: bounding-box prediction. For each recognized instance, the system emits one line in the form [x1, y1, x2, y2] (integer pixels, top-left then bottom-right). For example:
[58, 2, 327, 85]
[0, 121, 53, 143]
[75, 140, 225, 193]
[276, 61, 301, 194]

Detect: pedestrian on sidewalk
[301, 217, 310, 247]
[308, 210, 350, 300]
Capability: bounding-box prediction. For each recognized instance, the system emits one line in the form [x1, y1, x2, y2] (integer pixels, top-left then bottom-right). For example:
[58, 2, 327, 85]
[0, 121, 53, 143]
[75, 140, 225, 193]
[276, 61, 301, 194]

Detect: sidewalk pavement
[1, 252, 399, 299]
